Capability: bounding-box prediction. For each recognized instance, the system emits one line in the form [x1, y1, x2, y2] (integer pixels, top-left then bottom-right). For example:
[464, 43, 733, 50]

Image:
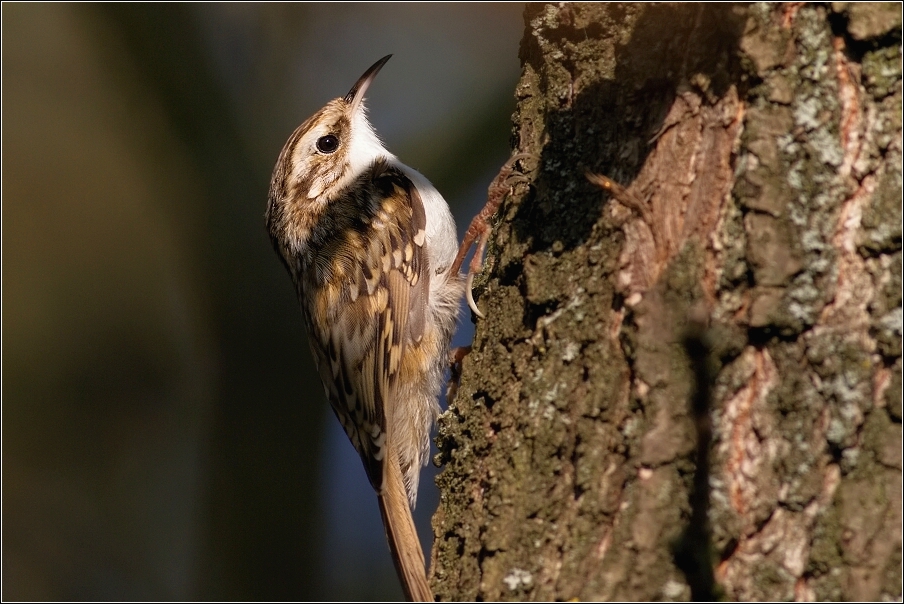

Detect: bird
[265, 54, 463, 602]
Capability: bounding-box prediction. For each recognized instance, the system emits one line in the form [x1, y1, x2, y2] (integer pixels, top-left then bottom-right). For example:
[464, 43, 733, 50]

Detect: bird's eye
[316, 135, 339, 154]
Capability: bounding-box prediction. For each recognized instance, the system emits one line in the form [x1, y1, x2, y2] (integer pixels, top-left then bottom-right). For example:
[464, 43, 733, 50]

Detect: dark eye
[316, 134, 339, 154]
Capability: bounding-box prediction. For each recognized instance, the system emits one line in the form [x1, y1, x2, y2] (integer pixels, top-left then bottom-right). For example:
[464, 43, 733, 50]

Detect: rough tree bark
[430, 3, 902, 601]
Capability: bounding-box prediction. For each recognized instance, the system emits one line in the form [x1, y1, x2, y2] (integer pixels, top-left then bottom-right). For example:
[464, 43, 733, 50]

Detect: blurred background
[2, 4, 524, 600]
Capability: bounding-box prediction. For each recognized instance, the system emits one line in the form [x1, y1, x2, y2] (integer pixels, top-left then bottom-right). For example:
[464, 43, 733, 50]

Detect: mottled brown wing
[305, 161, 429, 492]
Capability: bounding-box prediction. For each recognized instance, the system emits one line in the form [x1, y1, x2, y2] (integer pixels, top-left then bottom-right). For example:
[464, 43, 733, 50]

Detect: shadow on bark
[510, 3, 745, 252]
[673, 326, 719, 601]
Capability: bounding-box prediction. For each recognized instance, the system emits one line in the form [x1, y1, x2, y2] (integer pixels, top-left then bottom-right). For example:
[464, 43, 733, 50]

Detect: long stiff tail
[378, 453, 434, 601]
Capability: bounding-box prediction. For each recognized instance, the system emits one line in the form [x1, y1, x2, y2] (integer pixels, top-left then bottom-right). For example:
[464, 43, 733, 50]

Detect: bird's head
[267, 55, 395, 263]
[270, 54, 394, 207]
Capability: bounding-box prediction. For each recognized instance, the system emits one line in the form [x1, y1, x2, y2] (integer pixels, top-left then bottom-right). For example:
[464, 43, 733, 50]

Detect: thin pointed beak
[345, 54, 392, 114]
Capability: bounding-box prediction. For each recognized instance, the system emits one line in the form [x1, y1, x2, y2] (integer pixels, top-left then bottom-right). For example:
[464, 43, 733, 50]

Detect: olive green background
[2, 4, 524, 600]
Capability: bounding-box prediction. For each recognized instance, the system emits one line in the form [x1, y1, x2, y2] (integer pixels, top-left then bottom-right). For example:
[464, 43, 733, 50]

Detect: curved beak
[345, 54, 392, 114]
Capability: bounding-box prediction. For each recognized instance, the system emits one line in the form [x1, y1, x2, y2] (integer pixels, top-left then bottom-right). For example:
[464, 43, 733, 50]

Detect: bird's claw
[454, 153, 536, 319]
[446, 345, 472, 403]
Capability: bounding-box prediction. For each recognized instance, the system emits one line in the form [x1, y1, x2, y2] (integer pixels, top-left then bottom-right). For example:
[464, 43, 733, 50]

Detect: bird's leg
[453, 153, 534, 318]
[445, 345, 472, 403]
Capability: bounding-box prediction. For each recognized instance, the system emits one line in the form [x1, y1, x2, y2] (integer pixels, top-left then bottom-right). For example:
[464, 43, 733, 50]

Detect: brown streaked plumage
[266, 55, 462, 602]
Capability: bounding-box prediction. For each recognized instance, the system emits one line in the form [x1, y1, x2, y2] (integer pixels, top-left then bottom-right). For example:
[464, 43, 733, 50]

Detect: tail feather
[378, 452, 434, 602]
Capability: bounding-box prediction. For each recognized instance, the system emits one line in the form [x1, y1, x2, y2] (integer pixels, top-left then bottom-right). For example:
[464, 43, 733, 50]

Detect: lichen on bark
[431, 3, 902, 601]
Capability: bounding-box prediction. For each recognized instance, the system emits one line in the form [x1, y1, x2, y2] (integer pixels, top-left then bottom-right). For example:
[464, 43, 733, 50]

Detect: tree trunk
[430, 3, 902, 601]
